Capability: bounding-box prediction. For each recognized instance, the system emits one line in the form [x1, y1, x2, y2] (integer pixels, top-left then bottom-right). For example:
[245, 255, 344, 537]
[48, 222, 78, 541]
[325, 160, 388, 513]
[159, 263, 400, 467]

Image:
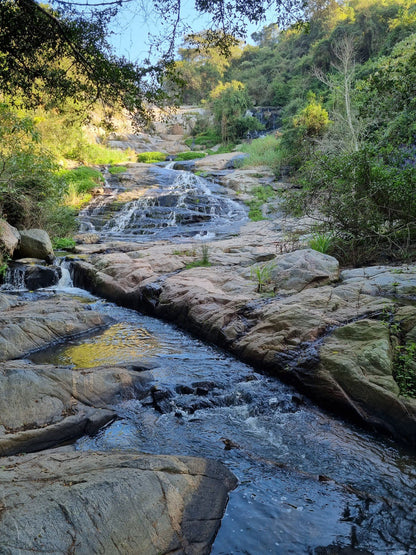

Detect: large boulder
[16, 228, 54, 262]
[23, 263, 62, 290]
[317, 319, 416, 444]
[194, 152, 246, 171]
[0, 450, 237, 554]
[0, 219, 20, 256]
[271, 248, 340, 293]
[0, 361, 143, 456]
[0, 295, 109, 361]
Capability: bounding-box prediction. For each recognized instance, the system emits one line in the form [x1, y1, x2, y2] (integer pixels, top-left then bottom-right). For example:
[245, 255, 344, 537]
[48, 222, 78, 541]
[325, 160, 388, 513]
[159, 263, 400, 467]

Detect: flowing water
[78, 165, 247, 242]
[29, 294, 416, 554]
[13, 165, 416, 552]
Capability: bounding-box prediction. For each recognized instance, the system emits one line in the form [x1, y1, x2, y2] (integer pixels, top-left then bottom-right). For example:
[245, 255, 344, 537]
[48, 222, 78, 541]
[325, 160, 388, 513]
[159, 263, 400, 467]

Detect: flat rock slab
[0, 295, 109, 361]
[0, 361, 147, 456]
[0, 450, 237, 554]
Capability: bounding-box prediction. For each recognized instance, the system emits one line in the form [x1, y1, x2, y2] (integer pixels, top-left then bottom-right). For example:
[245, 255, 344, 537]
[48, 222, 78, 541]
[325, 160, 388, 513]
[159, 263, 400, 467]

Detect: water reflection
[30, 295, 416, 553]
[30, 321, 179, 368]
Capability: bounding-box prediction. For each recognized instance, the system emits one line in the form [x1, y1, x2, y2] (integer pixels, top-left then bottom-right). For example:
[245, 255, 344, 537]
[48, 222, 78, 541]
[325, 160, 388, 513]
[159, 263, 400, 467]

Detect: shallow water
[77, 165, 247, 242]
[30, 294, 416, 554]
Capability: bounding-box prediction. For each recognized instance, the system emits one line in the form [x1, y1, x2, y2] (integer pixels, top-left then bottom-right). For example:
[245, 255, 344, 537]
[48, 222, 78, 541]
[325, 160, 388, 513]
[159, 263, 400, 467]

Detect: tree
[0, 0, 307, 120]
[209, 80, 263, 142]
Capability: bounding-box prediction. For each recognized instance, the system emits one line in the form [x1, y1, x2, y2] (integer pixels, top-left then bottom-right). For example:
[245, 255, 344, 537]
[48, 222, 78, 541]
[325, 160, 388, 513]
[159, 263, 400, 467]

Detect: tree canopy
[0, 0, 306, 119]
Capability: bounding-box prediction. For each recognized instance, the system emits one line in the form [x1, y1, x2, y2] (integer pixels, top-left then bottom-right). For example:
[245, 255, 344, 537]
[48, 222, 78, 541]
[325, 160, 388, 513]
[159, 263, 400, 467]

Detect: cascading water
[8, 162, 416, 552]
[77, 165, 247, 242]
[1, 264, 26, 291]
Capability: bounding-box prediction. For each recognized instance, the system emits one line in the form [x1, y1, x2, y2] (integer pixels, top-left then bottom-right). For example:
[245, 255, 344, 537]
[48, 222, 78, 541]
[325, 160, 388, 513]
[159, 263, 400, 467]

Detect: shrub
[59, 166, 104, 193]
[53, 237, 76, 250]
[394, 342, 416, 397]
[108, 165, 128, 174]
[174, 151, 206, 161]
[137, 151, 167, 163]
[186, 129, 222, 149]
[284, 148, 416, 264]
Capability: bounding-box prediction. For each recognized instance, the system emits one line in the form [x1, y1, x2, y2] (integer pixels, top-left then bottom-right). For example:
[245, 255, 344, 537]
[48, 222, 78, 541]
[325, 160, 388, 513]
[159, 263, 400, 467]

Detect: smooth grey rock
[341, 264, 416, 298]
[0, 360, 145, 456]
[0, 219, 20, 256]
[0, 295, 109, 361]
[271, 248, 340, 293]
[0, 450, 237, 554]
[16, 229, 54, 262]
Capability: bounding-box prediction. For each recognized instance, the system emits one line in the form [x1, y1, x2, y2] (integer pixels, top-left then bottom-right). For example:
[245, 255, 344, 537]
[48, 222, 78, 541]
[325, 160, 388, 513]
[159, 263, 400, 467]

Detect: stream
[29, 289, 416, 554]
[10, 164, 416, 553]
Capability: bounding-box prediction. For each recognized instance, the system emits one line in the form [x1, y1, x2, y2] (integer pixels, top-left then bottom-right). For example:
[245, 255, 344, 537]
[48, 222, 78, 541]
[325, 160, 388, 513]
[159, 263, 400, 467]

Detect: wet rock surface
[0, 360, 140, 456]
[2, 154, 416, 552]
[0, 285, 237, 553]
[69, 192, 416, 446]
[0, 294, 109, 361]
[0, 450, 237, 554]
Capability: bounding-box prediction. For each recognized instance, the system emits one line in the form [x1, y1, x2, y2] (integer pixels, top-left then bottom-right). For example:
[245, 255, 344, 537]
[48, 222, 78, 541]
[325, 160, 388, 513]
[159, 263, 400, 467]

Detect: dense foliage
[177, 0, 416, 263]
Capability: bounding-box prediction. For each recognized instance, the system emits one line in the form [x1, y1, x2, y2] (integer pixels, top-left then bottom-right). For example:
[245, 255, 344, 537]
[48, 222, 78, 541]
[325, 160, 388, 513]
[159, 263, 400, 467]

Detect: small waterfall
[78, 167, 121, 233]
[99, 168, 247, 241]
[55, 259, 73, 290]
[1, 264, 26, 291]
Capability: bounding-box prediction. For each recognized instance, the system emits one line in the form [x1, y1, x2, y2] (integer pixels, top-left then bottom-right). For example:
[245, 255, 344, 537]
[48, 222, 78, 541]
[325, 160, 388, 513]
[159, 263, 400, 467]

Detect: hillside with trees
[0, 0, 415, 270]
[176, 0, 416, 263]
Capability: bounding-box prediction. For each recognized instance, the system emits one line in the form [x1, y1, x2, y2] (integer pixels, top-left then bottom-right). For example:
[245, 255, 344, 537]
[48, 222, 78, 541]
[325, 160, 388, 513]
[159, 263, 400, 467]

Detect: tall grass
[59, 166, 103, 209]
[67, 143, 136, 165]
[240, 135, 282, 173]
[137, 151, 167, 163]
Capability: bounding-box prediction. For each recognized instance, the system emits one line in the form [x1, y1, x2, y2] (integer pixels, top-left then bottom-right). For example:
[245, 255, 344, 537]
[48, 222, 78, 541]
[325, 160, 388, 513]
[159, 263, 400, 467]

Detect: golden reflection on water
[60, 323, 175, 368]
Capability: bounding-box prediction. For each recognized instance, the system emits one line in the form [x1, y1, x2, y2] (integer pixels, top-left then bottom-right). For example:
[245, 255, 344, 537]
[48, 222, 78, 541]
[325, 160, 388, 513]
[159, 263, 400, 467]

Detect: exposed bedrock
[0, 360, 145, 456]
[0, 294, 109, 361]
[0, 450, 237, 554]
[70, 231, 416, 447]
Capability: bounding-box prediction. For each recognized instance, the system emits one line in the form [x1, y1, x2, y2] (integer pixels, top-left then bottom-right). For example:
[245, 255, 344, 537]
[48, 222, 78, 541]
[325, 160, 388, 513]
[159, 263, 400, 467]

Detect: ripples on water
[30, 295, 416, 554]
[77, 166, 248, 242]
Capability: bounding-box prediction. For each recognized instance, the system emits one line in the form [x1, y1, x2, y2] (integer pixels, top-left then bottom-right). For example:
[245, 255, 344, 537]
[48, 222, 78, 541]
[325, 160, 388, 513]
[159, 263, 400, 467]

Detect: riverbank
[67, 157, 416, 448]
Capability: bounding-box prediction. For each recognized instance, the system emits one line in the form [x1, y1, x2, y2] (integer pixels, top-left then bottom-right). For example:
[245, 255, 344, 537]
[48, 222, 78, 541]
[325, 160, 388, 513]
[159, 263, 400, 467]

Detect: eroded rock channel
[1, 159, 416, 553]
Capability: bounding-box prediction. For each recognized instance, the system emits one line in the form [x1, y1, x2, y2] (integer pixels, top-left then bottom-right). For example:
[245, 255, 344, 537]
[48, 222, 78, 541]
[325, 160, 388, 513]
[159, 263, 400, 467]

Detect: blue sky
[108, 0, 275, 62]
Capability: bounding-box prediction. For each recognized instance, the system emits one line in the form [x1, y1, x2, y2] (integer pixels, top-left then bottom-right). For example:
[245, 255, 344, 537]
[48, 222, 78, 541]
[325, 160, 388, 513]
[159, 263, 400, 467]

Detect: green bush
[137, 151, 167, 163]
[108, 165, 128, 174]
[186, 129, 222, 149]
[174, 151, 207, 161]
[43, 204, 77, 238]
[52, 237, 76, 250]
[394, 342, 416, 397]
[284, 148, 416, 264]
[59, 166, 104, 194]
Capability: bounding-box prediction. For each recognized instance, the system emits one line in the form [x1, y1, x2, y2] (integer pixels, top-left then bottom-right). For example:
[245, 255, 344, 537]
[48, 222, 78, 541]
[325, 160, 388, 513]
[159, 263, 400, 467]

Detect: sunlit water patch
[30, 294, 416, 553]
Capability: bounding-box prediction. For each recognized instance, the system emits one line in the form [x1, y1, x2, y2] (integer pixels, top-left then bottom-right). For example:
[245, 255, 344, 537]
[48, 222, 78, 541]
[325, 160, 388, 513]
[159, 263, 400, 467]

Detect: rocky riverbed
[1, 152, 416, 552]
[68, 157, 416, 447]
